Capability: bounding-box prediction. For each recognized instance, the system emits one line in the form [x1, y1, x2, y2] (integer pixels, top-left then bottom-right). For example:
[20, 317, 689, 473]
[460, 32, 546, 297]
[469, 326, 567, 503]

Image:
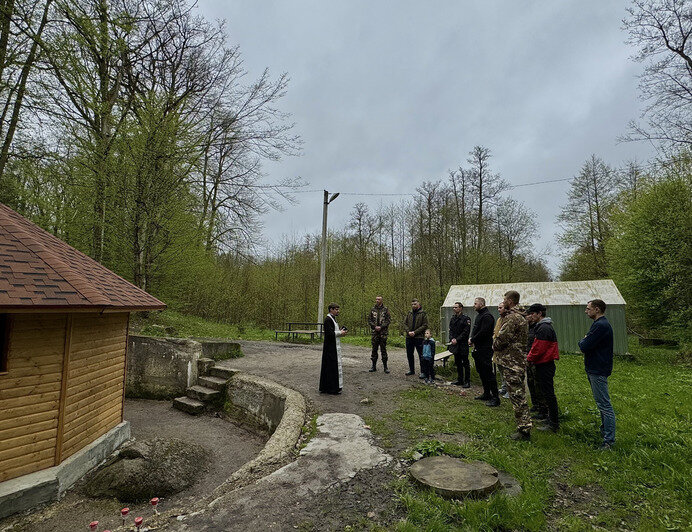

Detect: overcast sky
[197, 1, 655, 275]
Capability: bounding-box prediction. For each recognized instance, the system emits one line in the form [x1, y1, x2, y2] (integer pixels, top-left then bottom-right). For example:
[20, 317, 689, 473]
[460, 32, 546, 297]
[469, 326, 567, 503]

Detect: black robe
[319, 314, 342, 393]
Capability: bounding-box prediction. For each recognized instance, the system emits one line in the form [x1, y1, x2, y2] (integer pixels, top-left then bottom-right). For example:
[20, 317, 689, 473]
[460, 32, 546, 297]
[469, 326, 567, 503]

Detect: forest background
[0, 0, 690, 345]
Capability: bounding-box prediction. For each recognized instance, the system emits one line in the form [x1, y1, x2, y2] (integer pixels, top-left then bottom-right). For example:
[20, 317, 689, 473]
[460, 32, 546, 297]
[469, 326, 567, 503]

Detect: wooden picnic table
[434, 349, 454, 367]
[274, 322, 324, 341]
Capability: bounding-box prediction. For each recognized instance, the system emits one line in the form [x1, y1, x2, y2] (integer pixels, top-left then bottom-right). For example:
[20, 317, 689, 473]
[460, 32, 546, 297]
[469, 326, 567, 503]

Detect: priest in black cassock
[319, 303, 348, 394]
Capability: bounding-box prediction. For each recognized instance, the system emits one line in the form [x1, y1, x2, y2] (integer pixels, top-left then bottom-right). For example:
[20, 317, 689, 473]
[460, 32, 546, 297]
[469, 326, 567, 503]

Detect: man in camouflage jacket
[493, 290, 532, 440]
[368, 296, 391, 373]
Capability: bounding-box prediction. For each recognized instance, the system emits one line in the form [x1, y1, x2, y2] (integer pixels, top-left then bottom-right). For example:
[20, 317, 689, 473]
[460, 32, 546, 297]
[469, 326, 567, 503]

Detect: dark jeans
[527, 362, 547, 413]
[371, 335, 388, 363]
[472, 347, 497, 396]
[422, 357, 435, 379]
[453, 347, 470, 381]
[405, 337, 423, 373]
[587, 373, 616, 445]
[534, 361, 559, 426]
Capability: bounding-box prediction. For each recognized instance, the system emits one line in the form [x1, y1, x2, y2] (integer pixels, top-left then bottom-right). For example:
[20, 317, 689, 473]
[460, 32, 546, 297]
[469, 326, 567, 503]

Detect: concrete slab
[173, 413, 392, 530]
[409, 456, 501, 498]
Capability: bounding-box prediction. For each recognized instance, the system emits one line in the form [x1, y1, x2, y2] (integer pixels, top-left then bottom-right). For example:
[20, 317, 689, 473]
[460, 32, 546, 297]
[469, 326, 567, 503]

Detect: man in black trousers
[449, 302, 471, 387]
[468, 297, 499, 404]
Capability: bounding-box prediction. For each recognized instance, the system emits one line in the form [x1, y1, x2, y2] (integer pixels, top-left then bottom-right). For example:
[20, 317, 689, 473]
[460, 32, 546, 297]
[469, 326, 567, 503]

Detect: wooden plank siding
[0, 312, 129, 482]
[60, 313, 128, 462]
[0, 314, 65, 482]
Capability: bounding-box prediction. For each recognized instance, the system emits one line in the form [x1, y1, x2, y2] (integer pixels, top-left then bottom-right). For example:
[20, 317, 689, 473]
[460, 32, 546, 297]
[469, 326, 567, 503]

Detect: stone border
[208, 372, 307, 502]
[0, 422, 131, 519]
[0, 372, 308, 521]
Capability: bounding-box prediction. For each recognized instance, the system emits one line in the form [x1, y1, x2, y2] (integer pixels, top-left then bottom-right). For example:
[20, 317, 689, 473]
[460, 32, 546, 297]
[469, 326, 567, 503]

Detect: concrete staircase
[173, 360, 237, 415]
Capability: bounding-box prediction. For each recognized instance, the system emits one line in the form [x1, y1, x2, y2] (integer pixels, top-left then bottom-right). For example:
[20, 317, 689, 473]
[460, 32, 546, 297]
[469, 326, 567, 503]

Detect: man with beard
[468, 297, 498, 404]
[404, 299, 429, 377]
[449, 302, 471, 387]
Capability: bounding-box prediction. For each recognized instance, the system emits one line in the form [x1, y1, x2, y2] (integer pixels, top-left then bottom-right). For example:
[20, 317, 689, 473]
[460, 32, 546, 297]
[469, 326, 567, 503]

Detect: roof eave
[0, 303, 167, 313]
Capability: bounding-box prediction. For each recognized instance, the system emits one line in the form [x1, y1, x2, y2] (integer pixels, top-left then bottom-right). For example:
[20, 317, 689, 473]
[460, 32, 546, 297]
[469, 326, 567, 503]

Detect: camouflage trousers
[499, 358, 532, 433]
[371, 335, 388, 363]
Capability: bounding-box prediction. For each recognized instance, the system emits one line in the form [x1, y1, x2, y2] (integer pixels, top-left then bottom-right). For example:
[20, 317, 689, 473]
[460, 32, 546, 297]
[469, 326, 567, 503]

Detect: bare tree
[558, 155, 617, 277]
[495, 198, 537, 279]
[622, 0, 692, 147]
[466, 146, 508, 282]
[0, 0, 53, 185]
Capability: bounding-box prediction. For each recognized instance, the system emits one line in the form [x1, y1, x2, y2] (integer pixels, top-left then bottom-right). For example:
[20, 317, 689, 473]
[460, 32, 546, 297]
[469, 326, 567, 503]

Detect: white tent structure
[441, 280, 627, 355]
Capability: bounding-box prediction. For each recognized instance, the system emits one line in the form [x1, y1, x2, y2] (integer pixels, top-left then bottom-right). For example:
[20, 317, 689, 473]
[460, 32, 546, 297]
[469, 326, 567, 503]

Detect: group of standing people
[319, 291, 616, 449]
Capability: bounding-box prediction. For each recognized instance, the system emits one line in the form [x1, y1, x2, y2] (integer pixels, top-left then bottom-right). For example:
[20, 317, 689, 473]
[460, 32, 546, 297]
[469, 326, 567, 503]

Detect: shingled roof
[0, 203, 166, 311]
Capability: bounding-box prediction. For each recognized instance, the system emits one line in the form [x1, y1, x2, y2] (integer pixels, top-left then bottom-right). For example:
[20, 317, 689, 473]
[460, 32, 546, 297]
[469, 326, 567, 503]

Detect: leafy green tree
[607, 174, 692, 337]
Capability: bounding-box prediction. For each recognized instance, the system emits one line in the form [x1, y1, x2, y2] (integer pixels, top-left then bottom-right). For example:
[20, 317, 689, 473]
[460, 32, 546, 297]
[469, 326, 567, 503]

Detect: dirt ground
[1, 400, 266, 532]
[223, 340, 469, 420]
[2, 341, 473, 531]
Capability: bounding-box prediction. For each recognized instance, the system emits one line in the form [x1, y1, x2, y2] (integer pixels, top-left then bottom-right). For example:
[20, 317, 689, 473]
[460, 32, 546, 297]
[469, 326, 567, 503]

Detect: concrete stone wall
[193, 338, 242, 361]
[225, 374, 287, 433]
[126, 336, 202, 399]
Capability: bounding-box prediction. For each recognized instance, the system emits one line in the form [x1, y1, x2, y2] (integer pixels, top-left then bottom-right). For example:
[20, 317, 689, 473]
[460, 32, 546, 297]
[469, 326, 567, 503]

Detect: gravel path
[220, 340, 464, 419]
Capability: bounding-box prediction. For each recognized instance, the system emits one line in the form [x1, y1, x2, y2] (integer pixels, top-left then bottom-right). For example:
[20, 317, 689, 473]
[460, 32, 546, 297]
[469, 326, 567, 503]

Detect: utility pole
[317, 190, 339, 325]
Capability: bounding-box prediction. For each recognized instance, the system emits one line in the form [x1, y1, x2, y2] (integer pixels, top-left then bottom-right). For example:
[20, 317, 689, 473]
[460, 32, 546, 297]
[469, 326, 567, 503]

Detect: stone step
[209, 366, 239, 380]
[173, 396, 205, 415]
[198, 375, 229, 391]
[186, 385, 221, 402]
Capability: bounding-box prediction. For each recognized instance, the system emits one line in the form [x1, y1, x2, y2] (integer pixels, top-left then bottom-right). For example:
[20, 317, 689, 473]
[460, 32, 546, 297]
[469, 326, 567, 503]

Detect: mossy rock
[83, 438, 209, 501]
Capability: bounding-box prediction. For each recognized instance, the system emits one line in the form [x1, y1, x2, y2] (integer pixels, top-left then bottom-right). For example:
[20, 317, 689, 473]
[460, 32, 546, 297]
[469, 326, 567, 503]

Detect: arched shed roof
[443, 280, 626, 308]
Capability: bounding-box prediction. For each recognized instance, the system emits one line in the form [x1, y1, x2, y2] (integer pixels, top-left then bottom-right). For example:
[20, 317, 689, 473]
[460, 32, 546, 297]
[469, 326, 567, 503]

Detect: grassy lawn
[130, 309, 410, 347]
[373, 339, 691, 531]
[131, 310, 277, 340]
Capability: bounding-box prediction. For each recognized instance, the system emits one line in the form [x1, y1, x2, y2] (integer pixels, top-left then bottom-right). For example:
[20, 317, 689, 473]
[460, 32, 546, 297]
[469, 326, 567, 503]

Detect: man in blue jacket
[578, 299, 616, 450]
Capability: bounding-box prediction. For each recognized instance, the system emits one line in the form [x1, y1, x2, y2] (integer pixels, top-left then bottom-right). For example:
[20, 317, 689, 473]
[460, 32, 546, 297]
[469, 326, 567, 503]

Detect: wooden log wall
[0, 312, 128, 482]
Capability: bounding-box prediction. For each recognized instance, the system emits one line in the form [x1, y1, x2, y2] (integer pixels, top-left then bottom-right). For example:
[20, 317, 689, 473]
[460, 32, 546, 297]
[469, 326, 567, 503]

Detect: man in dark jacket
[404, 299, 428, 377]
[449, 302, 471, 387]
[468, 297, 498, 403]
[526, 303, 560, 432]
[578, 299, 615, 450]
[368, 296, 391, 373]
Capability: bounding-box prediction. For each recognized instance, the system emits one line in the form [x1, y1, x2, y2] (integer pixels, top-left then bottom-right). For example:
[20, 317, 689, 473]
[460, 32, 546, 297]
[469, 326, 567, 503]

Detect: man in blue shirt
[578, 299, 616, 450]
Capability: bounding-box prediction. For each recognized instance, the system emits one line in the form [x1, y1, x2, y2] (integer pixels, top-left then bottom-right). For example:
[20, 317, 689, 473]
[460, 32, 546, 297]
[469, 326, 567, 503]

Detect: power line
[508, 177, 571, 189]
[259, 158, 678, 197]
[283, 176, 573, 196]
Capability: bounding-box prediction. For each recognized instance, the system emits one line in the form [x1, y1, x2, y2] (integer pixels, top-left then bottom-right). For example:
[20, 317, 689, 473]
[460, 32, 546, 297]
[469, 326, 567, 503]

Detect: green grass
[131, 309, 420, 348]
[131, 310, 277, 340]
[371, 344, 691, 531]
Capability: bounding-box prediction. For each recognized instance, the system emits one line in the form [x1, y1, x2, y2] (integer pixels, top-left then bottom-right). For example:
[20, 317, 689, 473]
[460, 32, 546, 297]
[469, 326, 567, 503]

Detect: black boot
[462, 371, 471, 388]
[383, 361, 390, 374]
[485, 394, 501, 407]
[461, 365, 470, 388]
[475, 380, 491, 400]
[369, 361, 377, 372]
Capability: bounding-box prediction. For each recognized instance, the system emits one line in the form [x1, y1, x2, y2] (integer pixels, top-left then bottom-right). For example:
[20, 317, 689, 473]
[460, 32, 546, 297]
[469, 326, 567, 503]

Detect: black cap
[526, 303, 546, 314]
